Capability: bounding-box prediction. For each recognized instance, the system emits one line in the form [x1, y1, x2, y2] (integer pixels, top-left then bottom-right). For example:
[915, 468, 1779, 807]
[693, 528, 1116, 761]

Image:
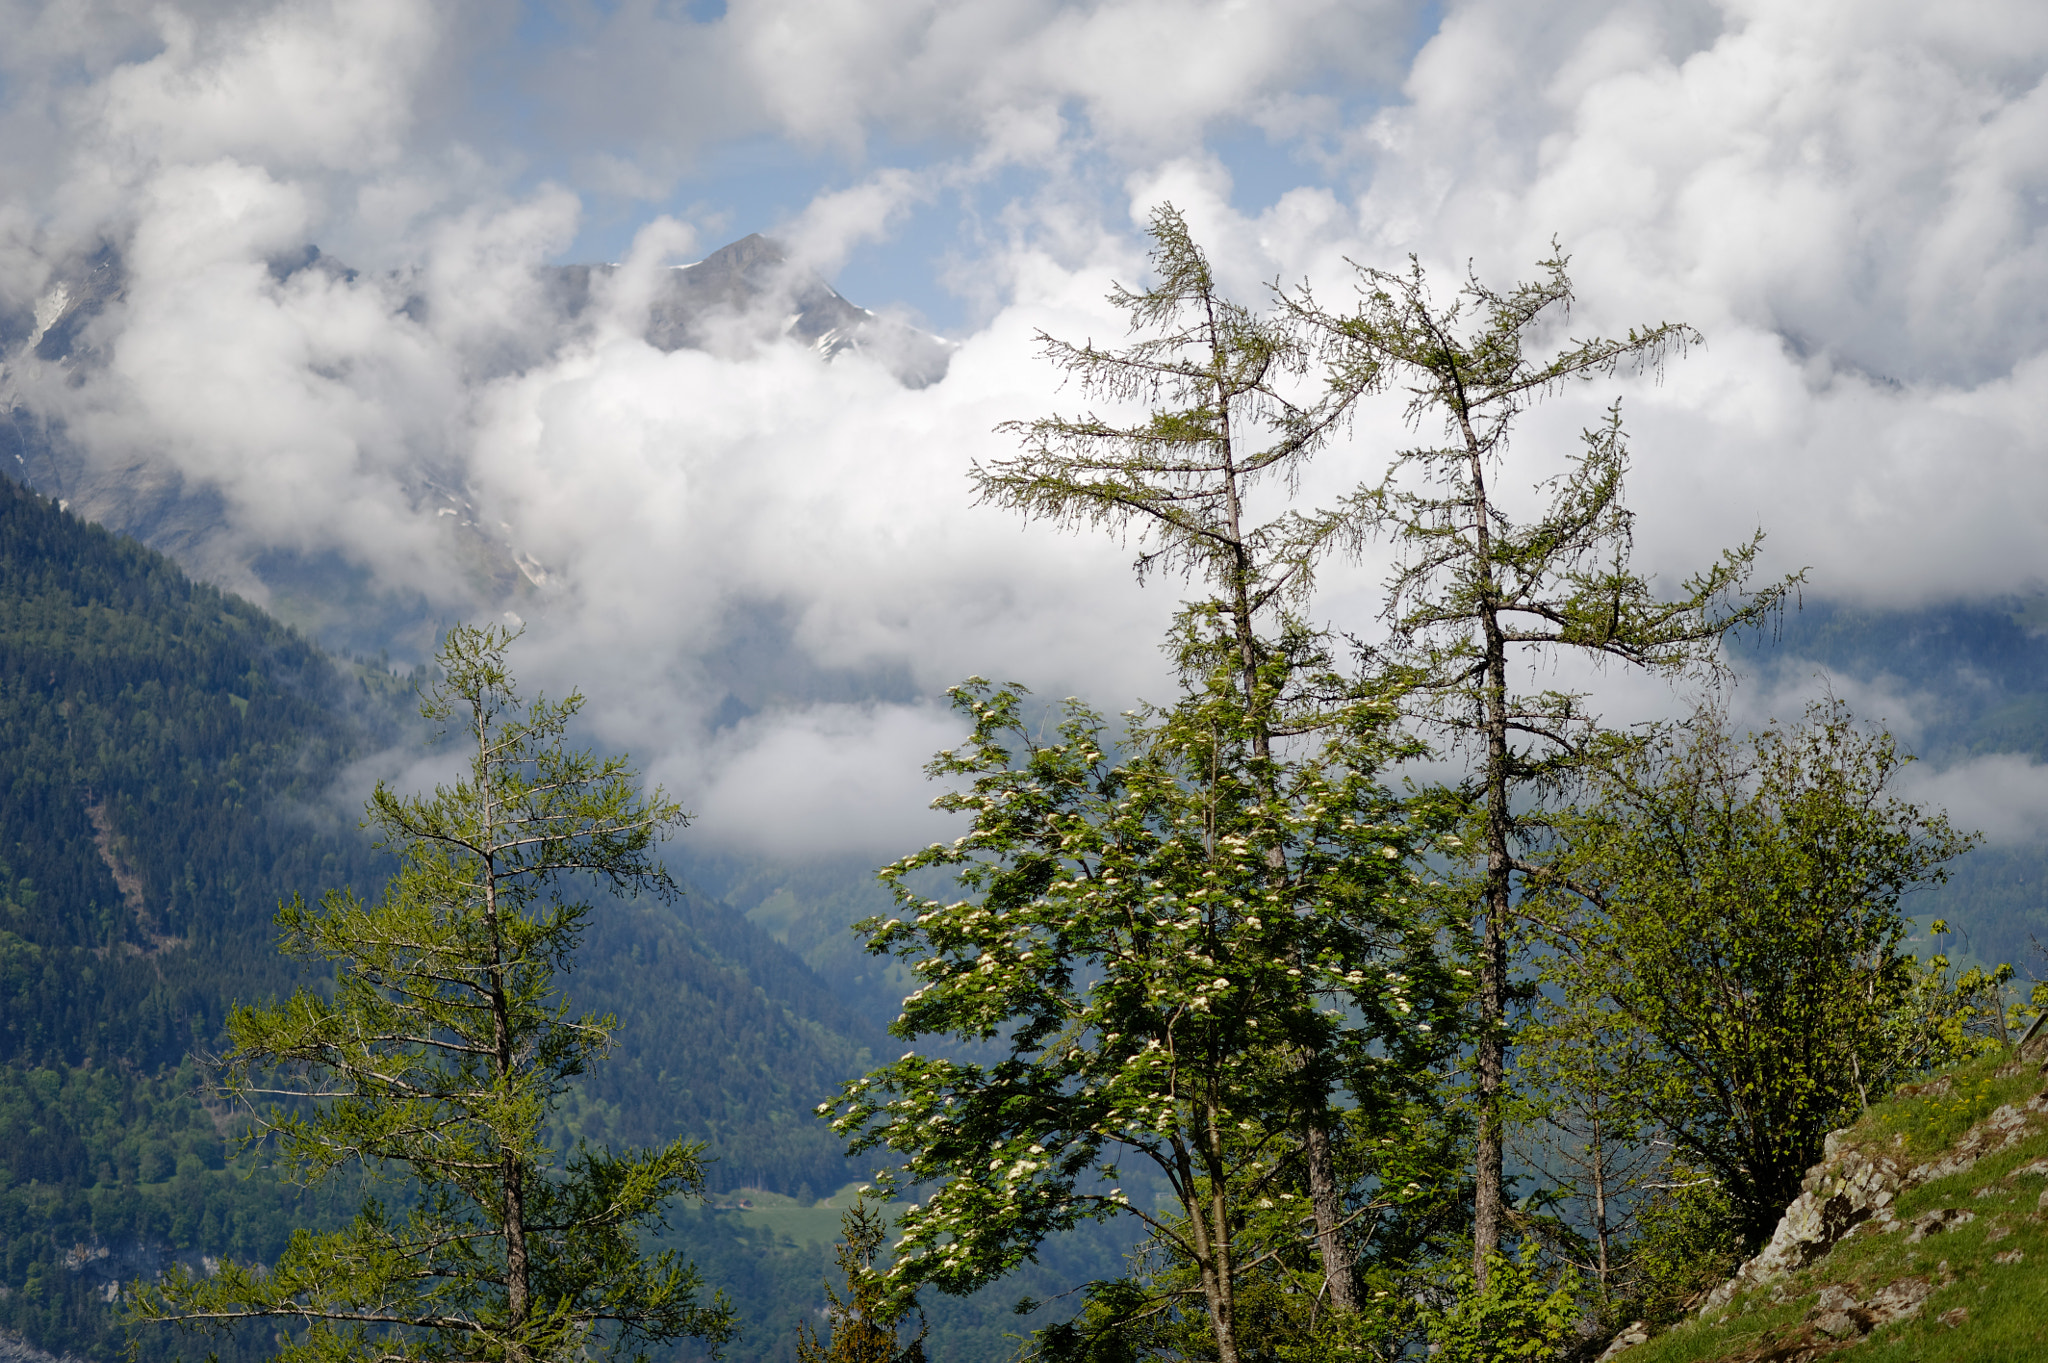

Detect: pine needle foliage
[1288, 251, 1801, 1283]
[795, 1195, 927, 1363]
[131, 623, 735, 1363]
[985, 205, 1364, 615]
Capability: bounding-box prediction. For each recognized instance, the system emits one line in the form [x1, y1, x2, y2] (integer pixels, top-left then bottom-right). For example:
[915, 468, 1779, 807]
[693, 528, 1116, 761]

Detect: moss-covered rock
[1610, 1049, 2048, 1361]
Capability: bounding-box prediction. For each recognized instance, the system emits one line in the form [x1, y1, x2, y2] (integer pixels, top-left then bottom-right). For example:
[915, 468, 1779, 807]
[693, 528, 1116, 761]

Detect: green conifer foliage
[132, 624, 735, 1363]
[795, 1195, 926, 1363]
[1289, 252, 1798, 1284]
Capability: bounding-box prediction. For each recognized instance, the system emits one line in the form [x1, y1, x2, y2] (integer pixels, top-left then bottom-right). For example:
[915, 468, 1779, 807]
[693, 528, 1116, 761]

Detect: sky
[3, 0, 2048, 859]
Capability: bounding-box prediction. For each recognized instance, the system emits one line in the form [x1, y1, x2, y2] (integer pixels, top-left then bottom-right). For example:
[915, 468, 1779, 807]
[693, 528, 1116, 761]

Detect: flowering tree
[974, 202, 1404, 1315]
[830, 629, 1457, 1363]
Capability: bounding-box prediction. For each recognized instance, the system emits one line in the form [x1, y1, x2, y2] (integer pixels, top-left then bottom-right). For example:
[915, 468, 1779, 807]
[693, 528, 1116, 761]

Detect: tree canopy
[836, 652, 1455, 1362]
[134, 624, 735, 1363]
[1288, 249, 1798, 1281]
[1533, 701, 1977, 1246]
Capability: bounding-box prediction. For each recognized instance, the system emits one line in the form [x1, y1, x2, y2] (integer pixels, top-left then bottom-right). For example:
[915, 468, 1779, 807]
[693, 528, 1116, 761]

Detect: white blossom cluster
[826, 681, 1460, 1300]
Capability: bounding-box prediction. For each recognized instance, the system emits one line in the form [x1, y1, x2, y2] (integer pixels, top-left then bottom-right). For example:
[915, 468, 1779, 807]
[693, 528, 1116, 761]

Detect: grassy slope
[1622, 1050, 2048, 1362]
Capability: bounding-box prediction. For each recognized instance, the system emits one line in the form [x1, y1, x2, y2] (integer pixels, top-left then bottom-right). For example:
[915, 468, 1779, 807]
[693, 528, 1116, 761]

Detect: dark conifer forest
[0, 472, 969, 1363]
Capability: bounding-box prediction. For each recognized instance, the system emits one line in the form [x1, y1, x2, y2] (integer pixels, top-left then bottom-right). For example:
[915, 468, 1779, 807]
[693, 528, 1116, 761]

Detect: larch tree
[1290, 252, 1797, 1285]
[970, 203, 1402, 1318]
[132, 624, 734, 1363]
[830, 208, 1481, 1359]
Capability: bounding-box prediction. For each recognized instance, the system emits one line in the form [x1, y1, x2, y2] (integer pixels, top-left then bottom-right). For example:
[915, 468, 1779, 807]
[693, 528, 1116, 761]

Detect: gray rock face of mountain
[0, 233, 951, 655]
[11, 230, 948, 384]
[591, 232, 950, 385]
[0, 1327, 86, 1363]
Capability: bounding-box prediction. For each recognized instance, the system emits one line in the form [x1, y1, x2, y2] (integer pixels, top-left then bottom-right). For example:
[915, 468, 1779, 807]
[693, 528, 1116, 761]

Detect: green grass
[1619, 1052, 2048, 1362]
[706, 1181, 870, 1247]
[1858, 1052, 2044, 1163]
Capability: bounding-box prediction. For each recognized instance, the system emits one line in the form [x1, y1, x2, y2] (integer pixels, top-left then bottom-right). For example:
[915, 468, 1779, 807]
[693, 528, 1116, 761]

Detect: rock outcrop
[0, 1329, 86, 1363]
[1689, 1091, 2048, 1322]
[1601, 1075, 2048, 1360]
[1802, 1275, 1936, 1339]
[1694, 1134, 1909, 1315]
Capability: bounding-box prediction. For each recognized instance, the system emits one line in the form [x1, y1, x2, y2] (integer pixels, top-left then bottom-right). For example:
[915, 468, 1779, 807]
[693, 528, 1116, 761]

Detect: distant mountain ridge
[0, 471, 390, 1069]
[0, 232, 950, 657]
[544, 233, 951, 382]
[1733, 596, 2048, 763]
[4, 232, 949, 384]
[0, 469, 884, 1183]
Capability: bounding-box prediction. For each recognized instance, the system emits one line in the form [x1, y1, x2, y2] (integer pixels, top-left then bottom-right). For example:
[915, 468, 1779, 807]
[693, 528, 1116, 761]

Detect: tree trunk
[1177, 1125, 1241, 1363]
[505, 1150, 530, 1361]
[479, 714, 530, 1363]
[1305, 1120, 1361, 1312]
[1465, 397, 1511, 1293]
[1590, 1115, 1610, 1296]
[1199, 1104, 1242, 1363]
[1207, 309, 1356, 1316]
[1472, 894, 1507, 1289]
[493, 956, 531, 1359]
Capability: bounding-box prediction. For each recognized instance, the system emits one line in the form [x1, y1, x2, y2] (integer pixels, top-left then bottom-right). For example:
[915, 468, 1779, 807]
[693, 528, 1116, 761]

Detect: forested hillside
[0, 471, 392, 1068]
[0, 470, 400, 1361]
[0, 475, 908, 1363]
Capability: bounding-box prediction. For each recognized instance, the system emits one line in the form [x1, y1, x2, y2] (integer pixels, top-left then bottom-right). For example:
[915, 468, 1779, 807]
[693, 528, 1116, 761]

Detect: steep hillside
[1605, 1043, 2048, 1362]
[0, 470, 396, 1069]
[0, 476, 919, 1363]
[0, 471, 401, 1362]
[681, 849, 913, 1032]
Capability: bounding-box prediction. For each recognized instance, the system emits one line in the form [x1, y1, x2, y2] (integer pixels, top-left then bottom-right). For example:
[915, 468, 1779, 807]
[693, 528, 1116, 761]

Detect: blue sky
[431, 0, 1442, 332]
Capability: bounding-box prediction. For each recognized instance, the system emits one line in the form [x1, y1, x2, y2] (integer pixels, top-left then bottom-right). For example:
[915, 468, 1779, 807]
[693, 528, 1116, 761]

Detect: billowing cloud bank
[1, 0, 2045, 856]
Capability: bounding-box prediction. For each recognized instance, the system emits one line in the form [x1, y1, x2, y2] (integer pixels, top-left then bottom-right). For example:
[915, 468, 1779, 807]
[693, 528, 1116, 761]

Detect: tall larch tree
[976, 204, 1394, 1314]
[133, 624, 734, 1363]
[1291, 252, 1796, 1286]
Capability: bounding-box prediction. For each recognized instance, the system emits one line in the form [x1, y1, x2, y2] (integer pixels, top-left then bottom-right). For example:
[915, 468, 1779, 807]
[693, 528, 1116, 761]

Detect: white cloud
[782, 168, 934, 278]
[1900, 753, 2048, 848]
[683, 702, 971, 858]
[91, 1, 435, 173]
[1316, 0, 2048, 604]
[8, 0, 2048, 858]
[530, 0, 1417, 165]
